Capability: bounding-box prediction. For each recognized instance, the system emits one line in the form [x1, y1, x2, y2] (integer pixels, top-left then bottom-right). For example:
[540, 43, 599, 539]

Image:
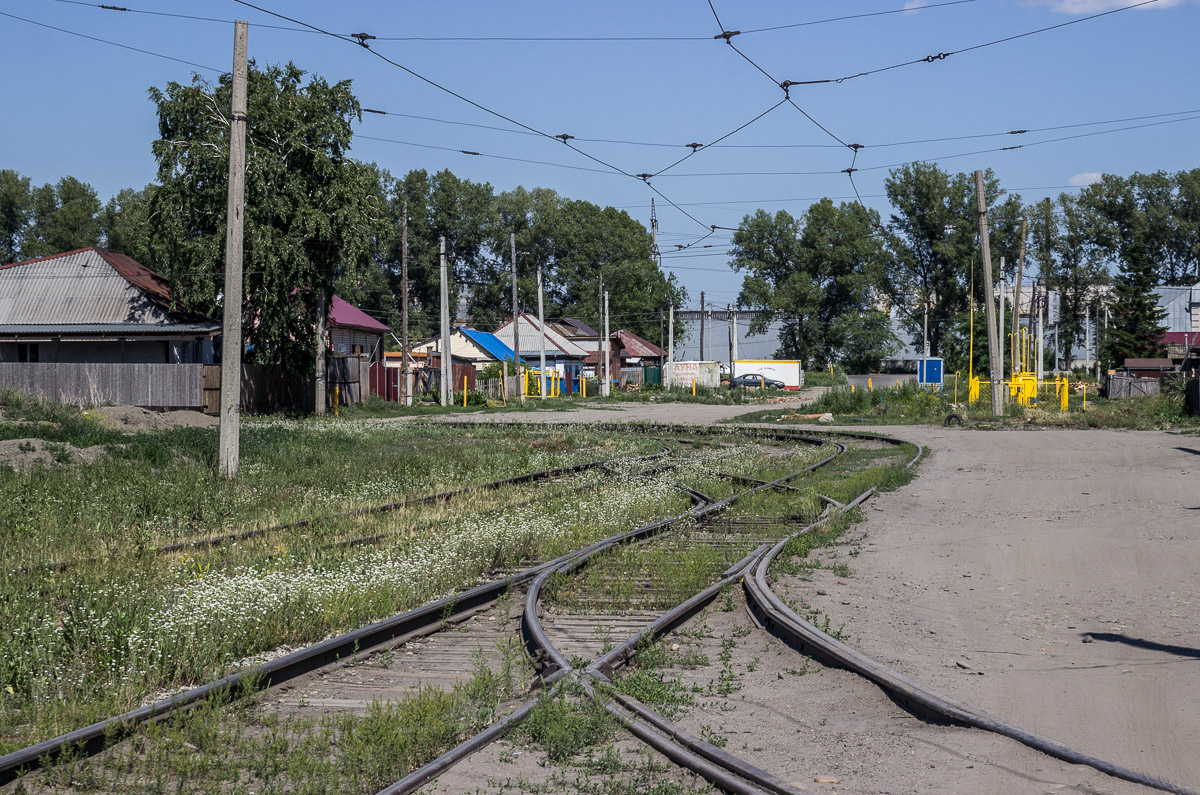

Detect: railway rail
[3, 423, 1190, 795]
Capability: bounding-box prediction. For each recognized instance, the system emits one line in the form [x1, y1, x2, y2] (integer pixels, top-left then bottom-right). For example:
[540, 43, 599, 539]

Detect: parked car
[730, 373, 784, 389]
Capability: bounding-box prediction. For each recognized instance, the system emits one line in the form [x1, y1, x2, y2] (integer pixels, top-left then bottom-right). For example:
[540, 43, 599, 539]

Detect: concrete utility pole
[401, 202, 410, 406]
[726, 304, 734, 379]
[314, 289, 326, 417]
[1037, 280, 1046, 384]
[439, 235, 450, 407]
[218, 19, 248, 478]
[510, 232, 519, 385]
[731, 308, 738, 364]
[667, 304, 674, 386]
[998, 258, 1005, 381]
[537, 263, 547, 400]
[1012, 216, 1027, 378]
[698, 291, 705, 362]
[597, 275, 603, 376]
[975, 170, 1002, 416]
[603, 290, 611, 397]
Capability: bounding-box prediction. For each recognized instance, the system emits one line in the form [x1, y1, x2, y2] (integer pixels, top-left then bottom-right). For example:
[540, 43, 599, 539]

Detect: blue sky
[3, 0, 1198, 310]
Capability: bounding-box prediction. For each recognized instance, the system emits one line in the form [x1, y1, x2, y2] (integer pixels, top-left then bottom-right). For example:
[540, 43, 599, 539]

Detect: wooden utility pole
[314, 289, 326, 417]
[400, 202, 410, 406]
[439, 235, 450, 407]
[699, 291, 705, 361]
[218, 19, 248, 478]
[1012, 216, 1027, 378]
[975, 170, 1002, 416]
[537, 263, 546, 401]
[510, 232, 519, 381]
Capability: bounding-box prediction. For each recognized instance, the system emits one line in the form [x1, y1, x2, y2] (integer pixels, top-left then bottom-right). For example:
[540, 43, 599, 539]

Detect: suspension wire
[812, 0, 1161, 85]
[650, 97, 788, 177]
[0, 9, 220, 71]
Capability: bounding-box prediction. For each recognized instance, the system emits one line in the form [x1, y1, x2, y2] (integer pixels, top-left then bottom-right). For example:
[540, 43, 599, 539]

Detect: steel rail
[0, 445, 673, 785]
[0, 424, 835, 788]
[376, 426, 841, 794]
[16, 446, 671, 576]
[741, 435, 1195, 795]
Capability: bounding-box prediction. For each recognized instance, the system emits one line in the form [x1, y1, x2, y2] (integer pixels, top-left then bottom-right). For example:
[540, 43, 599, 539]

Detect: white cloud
[1031, 0, 1191, 12]
[1068, 172, 1103, 186]
[903, 0, 933, 10]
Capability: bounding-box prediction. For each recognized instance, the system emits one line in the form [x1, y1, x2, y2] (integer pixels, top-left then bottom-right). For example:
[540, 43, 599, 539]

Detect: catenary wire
[803, 0, 1161, 85]
[0, 9, 220, 71]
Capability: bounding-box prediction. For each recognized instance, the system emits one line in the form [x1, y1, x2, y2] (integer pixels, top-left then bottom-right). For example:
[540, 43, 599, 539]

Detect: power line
[40, 0, 980, 42]
[800, 0, 1161, 85]
[0, 9, 220, 72]
[355, 134, 621, 176]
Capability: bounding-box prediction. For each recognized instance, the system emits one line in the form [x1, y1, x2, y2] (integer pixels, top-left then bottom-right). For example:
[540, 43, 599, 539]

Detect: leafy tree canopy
[730, 199, 892, 366]
[145, 61, 390, 373]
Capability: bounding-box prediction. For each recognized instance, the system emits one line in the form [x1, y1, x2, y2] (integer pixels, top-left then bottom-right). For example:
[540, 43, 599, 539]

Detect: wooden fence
[0, 362, 204, 409]
[1106, 374, 1161, 399]
[0, 358, 368, 414]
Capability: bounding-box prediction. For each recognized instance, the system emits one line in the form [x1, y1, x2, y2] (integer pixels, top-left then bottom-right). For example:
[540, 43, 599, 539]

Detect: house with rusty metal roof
[0, 247, 219, 364]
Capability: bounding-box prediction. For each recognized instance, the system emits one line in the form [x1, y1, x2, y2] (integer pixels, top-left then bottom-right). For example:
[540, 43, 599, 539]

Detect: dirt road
[452, 403, 1200, 791]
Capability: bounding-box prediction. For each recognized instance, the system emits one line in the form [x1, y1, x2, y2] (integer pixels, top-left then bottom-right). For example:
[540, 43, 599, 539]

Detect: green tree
[98, 185, 157, 262]
[388, 169, 495, 337]
[146, 62, 390, 373]
[1079, 175, 1167, 366]
[883, 163, 1014, 358]
[0, 169, 32, 264]
[1028, 195, 1107, 369]
[21, 176, 102, 259]
[730, 199, 888, 366]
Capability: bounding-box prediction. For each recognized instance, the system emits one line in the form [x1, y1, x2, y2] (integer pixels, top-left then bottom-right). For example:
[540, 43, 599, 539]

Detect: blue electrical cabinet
[918, 358, 943, 388]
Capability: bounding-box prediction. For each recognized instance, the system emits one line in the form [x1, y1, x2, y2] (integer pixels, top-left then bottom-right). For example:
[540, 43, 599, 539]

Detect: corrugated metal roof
[491, 313, 588, 358]
[0, 248, 215, 327]
[329, 294, 390, 332]
[613, 329, 666, 359]
[460, 327, 520, 362]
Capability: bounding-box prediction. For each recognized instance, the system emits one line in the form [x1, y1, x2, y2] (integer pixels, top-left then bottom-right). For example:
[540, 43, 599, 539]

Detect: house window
[17, 343, 39, 363]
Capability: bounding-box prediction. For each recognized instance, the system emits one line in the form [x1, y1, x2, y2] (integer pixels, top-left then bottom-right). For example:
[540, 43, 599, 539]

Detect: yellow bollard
[760, 375, 765, 390]
[895, 379, 899, 390]
[1083, 383, 1087, 410]
[582, 375, 586, 398]
[868, 377, 873, 392]
[692, 377, 696, 396]
[851, 384, 855, 393]
[463, 375, 467, 407]
[829, 363, 833, 376]
[334, 385, 339, 418]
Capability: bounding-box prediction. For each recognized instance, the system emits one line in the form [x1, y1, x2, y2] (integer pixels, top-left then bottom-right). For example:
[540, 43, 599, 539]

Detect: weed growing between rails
[0, 431, 674, 756]
[0, 415, 659, 569]
[28, 644, 532, 795]
[503, 680, 715, 795]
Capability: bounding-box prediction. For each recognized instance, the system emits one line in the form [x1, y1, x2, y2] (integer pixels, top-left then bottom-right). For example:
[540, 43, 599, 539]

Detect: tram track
[0, 427, 828, 788]
[6, 422, 1185, 795]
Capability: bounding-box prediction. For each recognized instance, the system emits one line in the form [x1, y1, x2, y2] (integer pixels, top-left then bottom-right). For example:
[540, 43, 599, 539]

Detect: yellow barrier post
[1083, 383, 1087, 410]
[851, 384, 855, 393]
[463, 375, 467, 407]
[954, 372, 959, 404]
[868, 377, 873, 391]
[334, 385, 339, 418]
[760, 375, 765, 390]
[582, 375, 586, 398]
[692, 377, 696, 396]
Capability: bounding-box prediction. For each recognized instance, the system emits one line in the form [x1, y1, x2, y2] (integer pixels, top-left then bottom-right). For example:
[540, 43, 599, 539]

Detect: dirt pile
[90, 405, 217, 431]
[0, 438, 107, 470]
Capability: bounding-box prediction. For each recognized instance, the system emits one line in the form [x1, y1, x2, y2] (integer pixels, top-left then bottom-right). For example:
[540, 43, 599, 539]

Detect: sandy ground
[445, 402, 1200, 792]
[787, 423, 1200, 792]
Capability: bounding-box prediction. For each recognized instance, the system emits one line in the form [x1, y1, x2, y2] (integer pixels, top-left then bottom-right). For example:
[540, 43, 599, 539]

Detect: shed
[328, 295, 389, 363]
[0, 247, 218, 364]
